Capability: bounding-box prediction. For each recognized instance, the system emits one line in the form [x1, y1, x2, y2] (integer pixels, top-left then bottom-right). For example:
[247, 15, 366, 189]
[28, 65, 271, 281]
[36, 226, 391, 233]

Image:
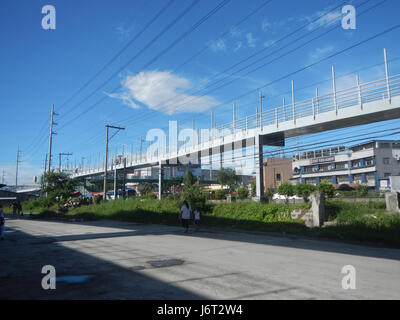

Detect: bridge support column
[158, 161, 163, 200]
[255, 134, 264, 200]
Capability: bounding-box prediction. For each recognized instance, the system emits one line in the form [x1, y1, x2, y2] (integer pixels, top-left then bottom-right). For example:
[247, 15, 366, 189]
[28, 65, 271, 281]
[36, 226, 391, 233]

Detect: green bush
[215, 189, 225, 200]
[145, 193, 157, 200]
[183, 185, 206, 211]
[22, 197, 54, 211]
[355, 184, 369, 197]
[277, 182, 294, 201]
[237, 187, 249, 199]
[317, 181, 335, 198]
[250, 179, 256, 196]
[94, 195, 102, 205]
[295, 184, 316, 202]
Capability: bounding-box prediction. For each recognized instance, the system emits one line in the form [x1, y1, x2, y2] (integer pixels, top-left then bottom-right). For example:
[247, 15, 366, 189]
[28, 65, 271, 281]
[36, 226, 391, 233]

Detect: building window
[365, 157, 374, 166]
[384, 173, 391, 177]
[319, 164, 330, 171]
[276, 173, 281, 181]
[352, 160, 362, 168]
[353, 174, 362, 183]
[306, 178, 316, 185]
[304, 166, 313, 173]
[383, 158, 390, 165]
[379, 142, 390, 148]
[336, 162, 347, 169]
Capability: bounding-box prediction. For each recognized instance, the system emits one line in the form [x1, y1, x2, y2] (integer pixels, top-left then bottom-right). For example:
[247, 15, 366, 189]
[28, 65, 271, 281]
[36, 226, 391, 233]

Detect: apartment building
[291, 140, 400, 189]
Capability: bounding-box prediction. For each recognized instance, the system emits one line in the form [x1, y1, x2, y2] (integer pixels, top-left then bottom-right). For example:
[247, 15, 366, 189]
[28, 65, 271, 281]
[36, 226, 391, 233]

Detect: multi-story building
[291, 140, 400, 189]
[263, 158, 292, 190]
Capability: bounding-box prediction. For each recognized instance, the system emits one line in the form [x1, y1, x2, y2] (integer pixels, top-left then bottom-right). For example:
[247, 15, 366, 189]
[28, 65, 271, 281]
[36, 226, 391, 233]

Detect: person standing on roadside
[17, 201, 22, 217]
[193, 208, 200, 232]
[180, 200, 191, 233]
[0, 205, 5, 240]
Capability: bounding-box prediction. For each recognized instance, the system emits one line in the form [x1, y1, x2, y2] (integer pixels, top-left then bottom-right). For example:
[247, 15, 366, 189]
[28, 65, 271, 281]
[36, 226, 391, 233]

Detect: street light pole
[103, 125, 125, 201]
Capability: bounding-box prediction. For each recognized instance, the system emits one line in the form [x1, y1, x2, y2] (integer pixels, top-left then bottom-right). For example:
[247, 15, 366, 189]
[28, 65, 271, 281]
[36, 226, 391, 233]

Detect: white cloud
[261, 20, 272, 32]
[308, 45, 335, 63]
[234, 41, 242, 52]
[246, 32, 257, 48]
[230, 26, 242, 38]
[115, 25, 132, 40]
[110, 71, 219, 115]
[209, 39, 226, 52]
[301, 9, 342, 31]
[263, 40, 275, 48]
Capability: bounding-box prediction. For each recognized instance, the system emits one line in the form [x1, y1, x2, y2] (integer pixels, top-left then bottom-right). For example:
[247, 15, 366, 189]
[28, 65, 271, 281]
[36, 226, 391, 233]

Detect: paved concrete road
[0, 216, 399, 299]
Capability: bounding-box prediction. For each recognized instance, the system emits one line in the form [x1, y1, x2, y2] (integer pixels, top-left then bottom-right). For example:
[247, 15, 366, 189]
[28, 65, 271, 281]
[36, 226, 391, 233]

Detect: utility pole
[2, 169, 5, 184]
[259, 91, 265, 129]
[15, 146, 21, 192]
[44, 154, 48, 174]
[103, 125, 125, 201]
[58, 153, 72, 172]
[47, 104, 58, 172]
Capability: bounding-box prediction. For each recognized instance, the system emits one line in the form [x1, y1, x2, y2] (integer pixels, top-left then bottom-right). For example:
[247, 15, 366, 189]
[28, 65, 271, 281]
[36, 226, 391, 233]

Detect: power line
[58, 0, 175, 115]
[118, 0, 384, 127]
[21, 1, 166, 157]
[57, 0, 203, 130]
[58, 0, 233, 132]
[113, 0, 380, 129]
[62, 0, 350, 150]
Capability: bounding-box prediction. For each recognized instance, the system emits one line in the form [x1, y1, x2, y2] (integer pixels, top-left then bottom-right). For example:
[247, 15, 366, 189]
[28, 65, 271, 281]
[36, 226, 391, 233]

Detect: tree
[184, 185, 206, 211]
[237, 187, 249, 200]
[277, 182, 294, 203]
[138, 182, 155, 196]
[215, 189, 225, 200]
[251, 179, 256, 196]
[317, 181, 335, 198]
[216, 168, 239, 191]
[295, 184, 316, 202]
[184, 169, 195, 188]
[265, 187, 275, 203]
[165, 177, 183, 193]
[43, 170, 77, 201]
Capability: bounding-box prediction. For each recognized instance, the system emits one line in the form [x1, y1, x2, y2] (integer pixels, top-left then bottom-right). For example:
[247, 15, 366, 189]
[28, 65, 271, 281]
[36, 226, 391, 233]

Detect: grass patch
[29, 198, 400, 248]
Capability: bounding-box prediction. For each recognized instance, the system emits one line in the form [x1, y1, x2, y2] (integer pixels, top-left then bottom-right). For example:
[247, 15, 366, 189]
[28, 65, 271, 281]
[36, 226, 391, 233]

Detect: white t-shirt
[194, 210, 200, 220]
[181, 205, 191, 219]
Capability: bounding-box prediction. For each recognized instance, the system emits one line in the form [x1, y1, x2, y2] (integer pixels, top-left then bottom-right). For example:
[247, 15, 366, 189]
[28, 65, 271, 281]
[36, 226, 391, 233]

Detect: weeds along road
[0, 216, 399, 299]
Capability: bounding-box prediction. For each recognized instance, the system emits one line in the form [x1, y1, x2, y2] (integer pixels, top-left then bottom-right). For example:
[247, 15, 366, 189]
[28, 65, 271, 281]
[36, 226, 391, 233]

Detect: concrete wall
[385, 192, 400, 213]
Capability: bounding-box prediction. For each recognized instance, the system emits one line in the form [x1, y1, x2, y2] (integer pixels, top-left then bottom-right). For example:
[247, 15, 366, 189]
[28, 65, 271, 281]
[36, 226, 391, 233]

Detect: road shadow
[6, 213, 400, 261]
[0, 222, 206, 300]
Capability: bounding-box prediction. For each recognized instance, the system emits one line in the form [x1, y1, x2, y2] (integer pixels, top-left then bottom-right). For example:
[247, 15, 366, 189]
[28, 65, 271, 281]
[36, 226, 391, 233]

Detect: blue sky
[1, 0, 400, 184]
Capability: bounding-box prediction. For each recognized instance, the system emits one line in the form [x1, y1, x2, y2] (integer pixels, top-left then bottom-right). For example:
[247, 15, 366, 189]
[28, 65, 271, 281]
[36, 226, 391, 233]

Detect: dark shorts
[181, 219, 190, 228]
[194, 220, 200, 225]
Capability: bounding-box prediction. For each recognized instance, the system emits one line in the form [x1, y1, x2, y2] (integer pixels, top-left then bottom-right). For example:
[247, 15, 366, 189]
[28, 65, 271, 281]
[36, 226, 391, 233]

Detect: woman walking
[180, 200, 191, 233]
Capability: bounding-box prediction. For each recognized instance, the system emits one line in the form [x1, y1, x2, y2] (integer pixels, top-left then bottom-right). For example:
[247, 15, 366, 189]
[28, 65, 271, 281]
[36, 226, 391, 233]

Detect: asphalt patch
[147, 259, 184, 268]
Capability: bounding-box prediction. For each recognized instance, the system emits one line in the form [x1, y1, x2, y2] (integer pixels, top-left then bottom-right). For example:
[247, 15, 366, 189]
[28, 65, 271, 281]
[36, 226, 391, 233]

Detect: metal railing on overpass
[73, 72, 400, 177]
